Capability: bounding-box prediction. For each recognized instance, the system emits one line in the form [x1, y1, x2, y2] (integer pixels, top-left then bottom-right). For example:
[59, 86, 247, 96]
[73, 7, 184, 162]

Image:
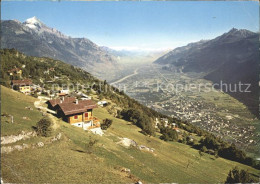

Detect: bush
[32, 92, 38, 98]
[36, 117, 52, 137]
[225, 167, 256, 183]
[101, 118, 113, 130]
[120, 108, 155, 136]
[200, 146, 208, 153]
[160, 134, 170, 141]
[159, 126, 178, 142]
[85, 136, 98, 154]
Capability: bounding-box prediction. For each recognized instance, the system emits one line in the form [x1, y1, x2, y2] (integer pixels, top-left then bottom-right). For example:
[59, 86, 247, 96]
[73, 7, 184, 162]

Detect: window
[74, 115, 78, 119]
[85, 113, 88, 118]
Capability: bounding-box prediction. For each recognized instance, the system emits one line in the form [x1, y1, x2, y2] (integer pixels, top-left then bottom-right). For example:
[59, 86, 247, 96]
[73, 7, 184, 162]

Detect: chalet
[56, 99, 100, 130]
[171, 123, 179, 132]
[59, 89, 69, 94]
[47, 96, 76, 111]
[58, 93, 68, 97]
[8, 68, 22, 78]
[161, 118, 169, 127]
[154, 118, 160, 128]
[11, 79, 32, 94]
[81, 93, 91, 100]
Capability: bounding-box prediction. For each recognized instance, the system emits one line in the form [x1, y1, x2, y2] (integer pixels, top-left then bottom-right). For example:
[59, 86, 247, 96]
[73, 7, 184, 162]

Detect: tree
[101, 118, 113, 130]
[200, 146, 207, 153]
[120, 108, 155, 136]
[85, 136, 98, 154]
[168, 129, 178, 141]
[225, 167, 256, 183]
[159, 126, 178, 141]
[160, 134, 170, 141]
[36, 117, 52, 137]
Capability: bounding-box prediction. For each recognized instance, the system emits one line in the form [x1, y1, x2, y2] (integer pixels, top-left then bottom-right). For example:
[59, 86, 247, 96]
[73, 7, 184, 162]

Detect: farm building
[11, 79, 32, 94]
[47, 96, 76, 111]
[47, 97, 100, 130]
[8, 68, 22, 78]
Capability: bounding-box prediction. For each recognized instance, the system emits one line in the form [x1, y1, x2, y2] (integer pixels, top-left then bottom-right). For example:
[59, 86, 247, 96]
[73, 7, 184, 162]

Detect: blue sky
[2, 1, 259, 51]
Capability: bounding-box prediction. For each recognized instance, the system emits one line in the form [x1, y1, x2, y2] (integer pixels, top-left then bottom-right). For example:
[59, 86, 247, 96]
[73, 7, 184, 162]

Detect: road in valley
[110, 67, 139, 86]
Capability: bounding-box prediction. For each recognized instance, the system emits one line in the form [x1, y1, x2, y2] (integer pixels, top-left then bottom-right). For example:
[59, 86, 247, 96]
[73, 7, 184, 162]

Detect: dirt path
[34, 96, 56, 114]
[34, 96, 59, 130]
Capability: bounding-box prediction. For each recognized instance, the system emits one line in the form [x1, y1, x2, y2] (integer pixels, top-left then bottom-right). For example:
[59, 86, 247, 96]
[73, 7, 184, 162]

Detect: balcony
[85, 117, 100, 130]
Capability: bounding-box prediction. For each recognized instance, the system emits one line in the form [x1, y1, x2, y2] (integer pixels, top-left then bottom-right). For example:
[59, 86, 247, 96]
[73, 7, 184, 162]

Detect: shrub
[101, 118, 113, 130]
[32, 92, 38, 98]
[160, 134, 170, 141]
[36, 117, 52, 137]
[120, 108, 155, 136]
[159, 126, 178, 141]
[85, 136, 98, 154]
[225, 167, 256, 183]
[200, 146, 208, 153]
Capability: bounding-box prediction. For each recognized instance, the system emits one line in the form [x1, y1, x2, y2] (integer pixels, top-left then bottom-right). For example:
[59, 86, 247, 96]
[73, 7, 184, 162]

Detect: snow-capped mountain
[24, 16, 44, 30]
[23, 16, 69, 39]
[1, 17, 118, 77]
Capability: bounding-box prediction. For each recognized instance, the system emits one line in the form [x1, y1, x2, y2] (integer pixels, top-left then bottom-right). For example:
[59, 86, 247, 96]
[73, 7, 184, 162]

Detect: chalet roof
[58, 100, 97, 116]
[78, 100, 97, 109]
[48, 97, 76, 108]
[58, 93, 68, 96]
[8, 68, 22, 73]
[11, 79, 32, 86]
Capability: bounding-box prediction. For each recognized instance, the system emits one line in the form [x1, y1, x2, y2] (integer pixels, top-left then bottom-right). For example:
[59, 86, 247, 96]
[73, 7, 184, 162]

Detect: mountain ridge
[154, 28, 259, 117]
[1, 17, 118, 77]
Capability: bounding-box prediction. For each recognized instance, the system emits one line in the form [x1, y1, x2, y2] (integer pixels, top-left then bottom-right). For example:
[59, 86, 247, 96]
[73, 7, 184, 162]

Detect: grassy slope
[1, 86, 259, 183]
[1, 85, 42, 136]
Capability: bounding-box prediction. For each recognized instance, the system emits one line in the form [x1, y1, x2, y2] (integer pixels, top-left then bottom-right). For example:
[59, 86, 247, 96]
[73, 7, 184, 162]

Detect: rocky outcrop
[117, 138, 138, 148]
[1, 143, 29, 154]
[1, 133, 62, 154]
[117, 137, 155, 153]
[1, 131, 37, 145]
[89, 127, 104, 136]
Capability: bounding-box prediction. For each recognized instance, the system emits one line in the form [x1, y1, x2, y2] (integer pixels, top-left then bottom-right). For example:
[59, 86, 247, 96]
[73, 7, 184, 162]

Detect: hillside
[1, 49, 259, 183]
[1, 17, 118, 77]
[154, 28, 259, 118]
[1, 86, 259, 183]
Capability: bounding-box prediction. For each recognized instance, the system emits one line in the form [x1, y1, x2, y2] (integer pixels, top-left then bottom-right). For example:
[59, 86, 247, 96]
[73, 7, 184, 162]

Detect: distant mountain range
[154, 28, 259, 118]
[101, 46, 169, 58]
[1, 17, 118, 77]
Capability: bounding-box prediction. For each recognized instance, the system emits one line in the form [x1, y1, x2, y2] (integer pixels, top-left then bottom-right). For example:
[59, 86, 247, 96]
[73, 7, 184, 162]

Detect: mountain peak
[229, 27, 238, 33]
[24, 16, 43, 29]
[25, 16, 41, 24]
[226, 28, 254, 38]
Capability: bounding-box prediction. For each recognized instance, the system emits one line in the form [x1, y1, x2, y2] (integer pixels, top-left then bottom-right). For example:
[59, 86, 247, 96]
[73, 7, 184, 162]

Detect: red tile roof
[58, 93, 67, 96]
[11, 79, 32, 86]
[58, 100, 97, 116]
[48, 97, 76, 108]
[8, 68, 22, 73]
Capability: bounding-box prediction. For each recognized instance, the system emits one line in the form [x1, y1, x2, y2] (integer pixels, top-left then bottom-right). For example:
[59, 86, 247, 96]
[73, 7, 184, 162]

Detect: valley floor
[110, 64, 259, 157]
